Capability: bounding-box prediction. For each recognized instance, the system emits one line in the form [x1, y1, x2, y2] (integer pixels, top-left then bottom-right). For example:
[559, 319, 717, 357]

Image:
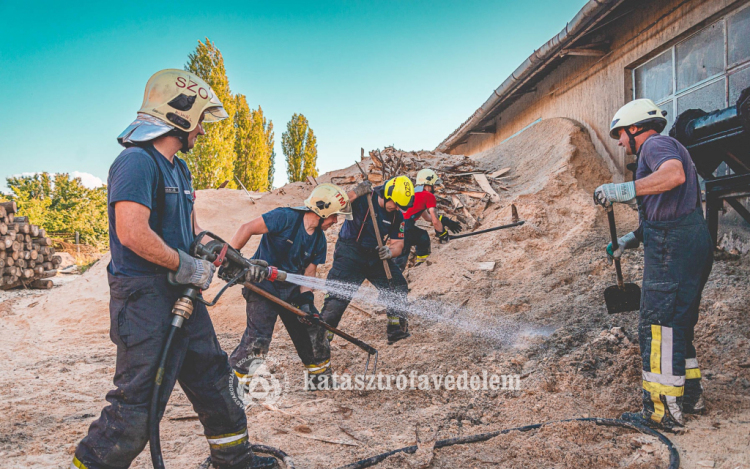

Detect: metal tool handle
[244, 282, 378, 355]
[354, 161, 392, 280]
[606, 206, 625, 289]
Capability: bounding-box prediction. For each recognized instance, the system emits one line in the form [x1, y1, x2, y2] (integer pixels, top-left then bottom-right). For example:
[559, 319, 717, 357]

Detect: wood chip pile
[0, 201, 61, 290]
[351, 146, 513, 230]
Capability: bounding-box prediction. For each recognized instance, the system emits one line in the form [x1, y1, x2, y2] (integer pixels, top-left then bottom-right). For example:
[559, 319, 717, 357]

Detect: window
[633, 4, 750, 134]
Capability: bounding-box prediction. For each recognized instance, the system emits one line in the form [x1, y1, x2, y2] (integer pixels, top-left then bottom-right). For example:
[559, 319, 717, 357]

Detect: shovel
[604, 205, 641, 314]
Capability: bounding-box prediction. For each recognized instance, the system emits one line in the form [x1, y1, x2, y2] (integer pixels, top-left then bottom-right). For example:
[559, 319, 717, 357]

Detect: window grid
[632, 4, 750, 131]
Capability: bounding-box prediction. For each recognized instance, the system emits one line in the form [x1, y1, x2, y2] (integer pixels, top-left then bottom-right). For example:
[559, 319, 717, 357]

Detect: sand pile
[1, 118, 749, 469]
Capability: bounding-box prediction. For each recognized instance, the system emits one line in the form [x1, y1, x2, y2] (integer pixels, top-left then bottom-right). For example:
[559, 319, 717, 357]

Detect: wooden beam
[560, 48, 606, 57]
[473, 174, 501, 203]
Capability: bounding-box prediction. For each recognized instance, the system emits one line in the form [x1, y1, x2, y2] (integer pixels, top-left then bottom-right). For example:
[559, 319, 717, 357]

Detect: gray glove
[245, 259, 269, 283]
[606, 231, 640, 262]
[352, 180, 373, 198]
[175, 249, 216, 290]
[594, 182, 636, 207]
[378, 245, 392, 260]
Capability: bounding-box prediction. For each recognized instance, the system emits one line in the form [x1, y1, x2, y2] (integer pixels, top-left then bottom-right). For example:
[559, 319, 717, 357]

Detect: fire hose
[149, 231, 377, 469]
[333, 417, 679, 469]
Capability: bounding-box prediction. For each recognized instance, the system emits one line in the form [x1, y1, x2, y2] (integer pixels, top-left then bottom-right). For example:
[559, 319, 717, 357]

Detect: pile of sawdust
[2, 118, 749, 469]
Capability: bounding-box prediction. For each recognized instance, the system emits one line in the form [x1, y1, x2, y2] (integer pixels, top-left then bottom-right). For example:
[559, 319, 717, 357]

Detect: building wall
[454, 0, 747, 182]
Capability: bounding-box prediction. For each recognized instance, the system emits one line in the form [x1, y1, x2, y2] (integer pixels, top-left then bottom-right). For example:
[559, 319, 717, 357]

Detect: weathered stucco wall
[454, 0, 748, 182]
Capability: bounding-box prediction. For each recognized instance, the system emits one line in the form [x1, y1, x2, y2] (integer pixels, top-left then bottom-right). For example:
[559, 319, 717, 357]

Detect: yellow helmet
[118, 69, 228, 146]
[384, 176, 415, 210]
[416, 168, 443, 186]
[303, 183, 353, 220]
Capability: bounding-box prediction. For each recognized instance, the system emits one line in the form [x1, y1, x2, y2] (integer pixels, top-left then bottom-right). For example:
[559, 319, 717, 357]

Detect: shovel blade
[604, 283, 641, 314]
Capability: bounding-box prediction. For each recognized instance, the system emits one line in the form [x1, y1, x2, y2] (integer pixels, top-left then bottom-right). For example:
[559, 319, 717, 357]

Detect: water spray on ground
[283, 273, 554, 346]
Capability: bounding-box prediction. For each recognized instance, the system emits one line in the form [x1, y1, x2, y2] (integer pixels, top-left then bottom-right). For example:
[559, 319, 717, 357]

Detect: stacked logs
[0, 201, 60, 290]
[345, 146, 514, 230]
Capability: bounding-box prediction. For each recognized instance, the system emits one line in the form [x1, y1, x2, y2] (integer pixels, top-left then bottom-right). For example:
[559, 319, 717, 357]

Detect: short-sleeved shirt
[636, 134, 701, 222]
[338, 188, 405, 249]
[252, 207, 327, 274]
[402, 188, 436, 221]
[107, 145, 196, 277]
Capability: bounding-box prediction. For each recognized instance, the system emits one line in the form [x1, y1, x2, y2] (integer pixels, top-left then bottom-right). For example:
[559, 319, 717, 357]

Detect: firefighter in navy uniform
[319, 175, 414, 351]
[595, 98, 713, 431]
[223, 182, 369, 389]
[71, 70, 277, 469]
[394, 168, 462, 270]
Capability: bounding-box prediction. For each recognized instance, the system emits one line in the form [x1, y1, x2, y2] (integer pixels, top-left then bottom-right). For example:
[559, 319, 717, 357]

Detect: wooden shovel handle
[606, 206, 625, 289]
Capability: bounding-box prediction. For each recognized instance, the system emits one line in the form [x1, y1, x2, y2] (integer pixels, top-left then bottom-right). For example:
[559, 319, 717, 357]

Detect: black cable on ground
[334, 418, 679, 469]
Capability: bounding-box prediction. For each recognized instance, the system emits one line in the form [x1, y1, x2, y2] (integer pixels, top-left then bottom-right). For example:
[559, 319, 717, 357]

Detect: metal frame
[704, 173, 750, 245]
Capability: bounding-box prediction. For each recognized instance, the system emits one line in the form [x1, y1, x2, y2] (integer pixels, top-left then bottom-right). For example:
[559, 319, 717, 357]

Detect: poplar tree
[282, 113, 318, 182]
[234, 96, 275, 191]
[183, 38, 236, 189]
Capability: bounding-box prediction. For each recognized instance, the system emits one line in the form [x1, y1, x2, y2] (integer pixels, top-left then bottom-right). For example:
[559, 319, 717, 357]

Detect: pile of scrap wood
[0, 201, 61, 290]
[347, 146, 513, 230]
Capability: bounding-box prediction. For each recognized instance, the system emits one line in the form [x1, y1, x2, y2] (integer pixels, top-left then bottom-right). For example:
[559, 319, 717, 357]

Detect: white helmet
[416, 169, 443, 186]
[609, 99, 668, 139]
[118, 69, 228, 147]
[303, 183, 353, 220]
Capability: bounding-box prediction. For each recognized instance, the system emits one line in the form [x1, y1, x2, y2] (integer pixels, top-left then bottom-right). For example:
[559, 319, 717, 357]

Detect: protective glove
[175, 249, 216, 290]
[437, 229, 450, 244]
[439, 215, 462, 234]
[290, 291, 320, 325]
[352, 180, 373, 198]
[377, 245, 393, 260]
[593, 182, 637, 207]
[244, 260, 270, 283]
[606, 231, 641, 263]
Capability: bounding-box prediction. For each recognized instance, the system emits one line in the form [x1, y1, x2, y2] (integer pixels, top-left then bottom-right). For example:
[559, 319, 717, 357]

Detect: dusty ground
[1, 118, 749, 469]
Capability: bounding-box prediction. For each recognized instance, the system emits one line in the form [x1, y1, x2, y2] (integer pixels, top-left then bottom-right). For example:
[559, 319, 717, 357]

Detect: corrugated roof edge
[436, 0, 622, 152]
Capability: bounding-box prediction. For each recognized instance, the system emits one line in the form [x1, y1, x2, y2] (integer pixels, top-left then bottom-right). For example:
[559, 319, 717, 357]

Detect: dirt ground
[1, 118, 748, 469]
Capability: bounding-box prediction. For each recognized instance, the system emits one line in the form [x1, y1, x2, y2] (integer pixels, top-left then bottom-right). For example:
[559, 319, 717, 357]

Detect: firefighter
[72, 70, 277, 469]
[394, 168, 462, 270]
[319, 175, 414, 354]
[596, 98, 713, 431]
[223, 182, 370, 390]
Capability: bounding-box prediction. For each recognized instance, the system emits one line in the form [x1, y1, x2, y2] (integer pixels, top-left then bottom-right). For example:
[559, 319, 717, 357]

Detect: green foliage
[234, 96, 275, 191]
[184, 38, 237, 190]
[282, 113, 318, 182]
[5, 173, 108, 250]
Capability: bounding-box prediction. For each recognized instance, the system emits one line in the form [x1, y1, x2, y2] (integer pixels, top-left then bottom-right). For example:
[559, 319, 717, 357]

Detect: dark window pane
[677, 79, 726, 114]
[676, 22, 725, 91]
[728, 6, 750, 67]
[659, 100, 674, 135]
[729, 66, 750, 104]
[635, 51, 673, 102]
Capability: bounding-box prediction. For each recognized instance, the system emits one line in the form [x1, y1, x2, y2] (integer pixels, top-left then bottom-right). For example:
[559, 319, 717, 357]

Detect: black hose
[334, 417, 679, 469]
[149, 324, 179, 469]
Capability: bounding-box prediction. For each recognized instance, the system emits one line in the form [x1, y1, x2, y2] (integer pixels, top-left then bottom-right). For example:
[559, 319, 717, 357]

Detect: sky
[0, 0, 588, 192]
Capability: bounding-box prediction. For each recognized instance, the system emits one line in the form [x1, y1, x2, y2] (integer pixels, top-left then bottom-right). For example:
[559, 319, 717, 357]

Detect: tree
[282, 113, 318, 182]
[266, 121, 276, 189]
[184, 38, 237, 189]
[5, 173, 108, 249]
[234, 96, 275, 191]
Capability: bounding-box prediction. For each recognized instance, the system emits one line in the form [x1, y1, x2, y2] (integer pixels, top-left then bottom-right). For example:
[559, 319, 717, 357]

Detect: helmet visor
[204, 105, 229, 123]
[336, 201, 354, 220]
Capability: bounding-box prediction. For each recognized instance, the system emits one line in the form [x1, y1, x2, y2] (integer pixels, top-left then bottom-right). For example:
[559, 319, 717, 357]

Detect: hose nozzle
[267, 266, 287, 282]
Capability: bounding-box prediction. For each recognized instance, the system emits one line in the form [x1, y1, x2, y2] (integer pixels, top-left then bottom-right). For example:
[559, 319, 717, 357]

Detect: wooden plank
[459, 191, 487, 199]
[473, 174, 501, 203]
[489, 167, 511, 178]
[306, 175, 318, 186]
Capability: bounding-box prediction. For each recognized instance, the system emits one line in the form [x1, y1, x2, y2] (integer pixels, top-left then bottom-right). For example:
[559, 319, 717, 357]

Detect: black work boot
[621, 411, 682, 433]
[387, 316, 410, 344]
[683, 395, 705, 414]
[211, 455, 279, 469]
[306, 369, 335, 391]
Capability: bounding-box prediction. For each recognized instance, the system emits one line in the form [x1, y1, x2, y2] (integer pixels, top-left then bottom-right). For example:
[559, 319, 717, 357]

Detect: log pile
[359, 146, 513, 230]
[0, 201, 60, 290]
